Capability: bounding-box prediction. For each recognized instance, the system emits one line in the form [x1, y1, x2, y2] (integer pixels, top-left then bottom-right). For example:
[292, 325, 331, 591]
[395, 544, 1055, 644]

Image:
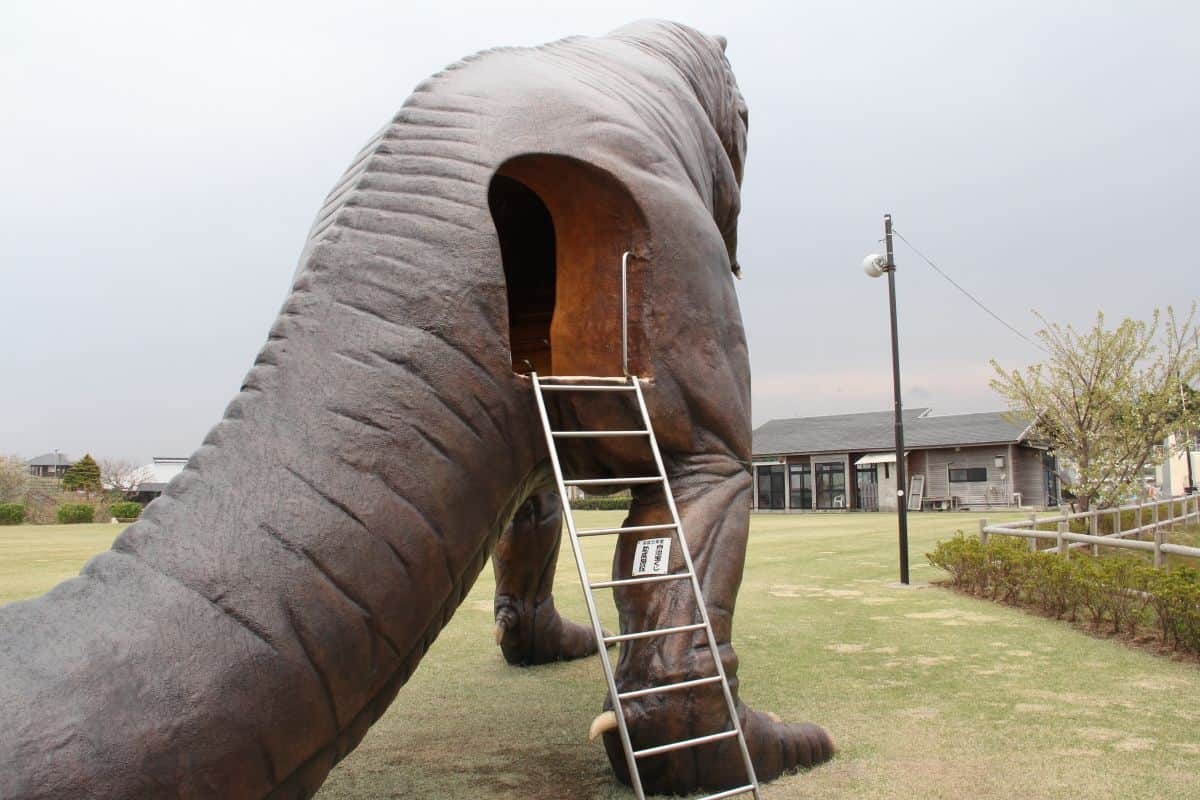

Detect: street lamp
[863, 213, 910, 584]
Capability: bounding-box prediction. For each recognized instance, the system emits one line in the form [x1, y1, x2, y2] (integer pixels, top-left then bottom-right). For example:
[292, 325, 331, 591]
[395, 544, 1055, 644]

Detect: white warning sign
[632, 537, 672, 576]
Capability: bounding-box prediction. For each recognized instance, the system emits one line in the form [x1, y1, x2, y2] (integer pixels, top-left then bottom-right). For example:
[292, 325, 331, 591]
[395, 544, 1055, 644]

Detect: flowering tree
[991, 304, 1200, 510]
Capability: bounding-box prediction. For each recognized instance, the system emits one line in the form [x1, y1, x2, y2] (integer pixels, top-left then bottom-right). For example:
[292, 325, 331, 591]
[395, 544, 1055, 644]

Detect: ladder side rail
[631, 378, 761, 799]
[621, 250, 630, 377]
[530, 372, 647, 800]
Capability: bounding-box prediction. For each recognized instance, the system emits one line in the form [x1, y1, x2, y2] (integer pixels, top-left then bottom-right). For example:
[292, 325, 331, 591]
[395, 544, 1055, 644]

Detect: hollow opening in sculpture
[490, 154, 649, 377]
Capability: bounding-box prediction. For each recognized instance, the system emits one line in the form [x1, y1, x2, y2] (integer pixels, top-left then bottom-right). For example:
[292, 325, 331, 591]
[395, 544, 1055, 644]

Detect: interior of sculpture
[489, 153, 648, 377]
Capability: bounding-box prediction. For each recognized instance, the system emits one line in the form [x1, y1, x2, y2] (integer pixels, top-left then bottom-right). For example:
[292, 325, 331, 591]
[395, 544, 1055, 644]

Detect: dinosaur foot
[594, 700, 833, 795]
[494, 599, 611, 665]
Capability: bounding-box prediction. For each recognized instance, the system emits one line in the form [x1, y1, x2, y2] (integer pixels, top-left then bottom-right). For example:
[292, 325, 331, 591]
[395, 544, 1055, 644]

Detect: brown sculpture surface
[0, 21, 832, 798]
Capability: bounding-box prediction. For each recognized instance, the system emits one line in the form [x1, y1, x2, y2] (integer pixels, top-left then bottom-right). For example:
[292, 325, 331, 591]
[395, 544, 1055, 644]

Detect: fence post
[1137, 501, 1143, 539]
[1028, 513, 1038, 552]
[1113, 508, 1120, 539]
[979, 518, 988, 548]
[1152, 502, 1162, 568]
[1167, 497, 1174, 532]
[1089, 510, 1099, 557]
[1057, 520, 1067, 557]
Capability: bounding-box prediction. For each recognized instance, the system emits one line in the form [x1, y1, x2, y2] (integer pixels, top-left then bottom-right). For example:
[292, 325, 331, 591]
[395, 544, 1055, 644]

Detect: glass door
[815, 462, 847, 509]
[855, 463, 879, 511]
[789, 464, 812, 510]
[756, 465, 786, 509]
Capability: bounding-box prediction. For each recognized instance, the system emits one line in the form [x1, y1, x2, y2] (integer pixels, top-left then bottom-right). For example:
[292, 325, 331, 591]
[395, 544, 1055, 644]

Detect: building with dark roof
[752, 409, 1058, 512]
[26, 453, 73, 479]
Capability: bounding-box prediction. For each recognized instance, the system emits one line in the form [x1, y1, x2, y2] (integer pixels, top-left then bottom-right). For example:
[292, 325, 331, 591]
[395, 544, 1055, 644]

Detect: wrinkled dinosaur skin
[0, 20, 832, 798]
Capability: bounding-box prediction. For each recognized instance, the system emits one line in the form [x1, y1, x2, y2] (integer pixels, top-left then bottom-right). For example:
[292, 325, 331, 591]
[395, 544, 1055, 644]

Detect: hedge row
[110, 501, 143, 520]
[56, 504, 95, 524]
[0, 503, 24, 525]
[927, 534, 1200, 655]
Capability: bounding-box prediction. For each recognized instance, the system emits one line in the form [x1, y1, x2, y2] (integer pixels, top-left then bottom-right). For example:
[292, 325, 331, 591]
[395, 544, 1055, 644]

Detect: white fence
[979, 494, 1200, 567]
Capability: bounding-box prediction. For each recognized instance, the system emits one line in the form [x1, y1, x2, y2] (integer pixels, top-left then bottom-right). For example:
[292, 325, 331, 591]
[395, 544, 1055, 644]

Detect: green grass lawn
[0, 522, 127, 605]
[4, 513, 1198, 799]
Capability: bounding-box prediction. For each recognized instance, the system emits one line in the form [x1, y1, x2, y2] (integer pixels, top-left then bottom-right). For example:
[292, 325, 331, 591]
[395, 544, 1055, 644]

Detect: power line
[892, 228, 1049, 355]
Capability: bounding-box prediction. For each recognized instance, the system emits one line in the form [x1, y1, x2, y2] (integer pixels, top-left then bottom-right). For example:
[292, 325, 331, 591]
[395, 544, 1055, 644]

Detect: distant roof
[26, 453, 74, 466]
[753, 409, 1034, 456]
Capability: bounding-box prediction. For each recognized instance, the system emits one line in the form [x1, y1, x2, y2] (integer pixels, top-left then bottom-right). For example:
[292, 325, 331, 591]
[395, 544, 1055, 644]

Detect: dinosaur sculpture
[0, 20, 833, 798]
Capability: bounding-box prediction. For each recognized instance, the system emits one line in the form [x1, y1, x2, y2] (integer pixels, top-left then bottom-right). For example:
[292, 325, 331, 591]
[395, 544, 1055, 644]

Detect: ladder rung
[539, 384, 637, 392]
[590, 573, 690, 590]
[634, 729, 739, 759]
[536, 374, 632, 383]
[577, 522, 676, 537]
[618, 674, 721, 700]
[606, 623, 706, 645]
[697, 785, 757, 800]
[565, 476, 662, 487]
[552, 430, 650, 438]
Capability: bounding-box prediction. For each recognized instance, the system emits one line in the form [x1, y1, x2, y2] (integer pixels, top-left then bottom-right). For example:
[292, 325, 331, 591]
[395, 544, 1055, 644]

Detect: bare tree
[98, 458, 154, 496]
[0, 454, 29, 503]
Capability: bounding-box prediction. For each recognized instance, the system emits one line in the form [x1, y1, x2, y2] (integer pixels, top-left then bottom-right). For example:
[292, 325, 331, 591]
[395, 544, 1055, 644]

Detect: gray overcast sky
[2, 0, 1197, 464]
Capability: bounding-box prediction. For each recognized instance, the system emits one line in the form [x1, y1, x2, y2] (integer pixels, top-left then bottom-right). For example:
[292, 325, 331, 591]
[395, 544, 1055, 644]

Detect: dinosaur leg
[492, 490, 599, 665]
[601, 456, 833, 794]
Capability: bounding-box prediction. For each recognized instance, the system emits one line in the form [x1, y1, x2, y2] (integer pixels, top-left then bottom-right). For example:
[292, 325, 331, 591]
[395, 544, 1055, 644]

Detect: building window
[949, 467, 988, 482]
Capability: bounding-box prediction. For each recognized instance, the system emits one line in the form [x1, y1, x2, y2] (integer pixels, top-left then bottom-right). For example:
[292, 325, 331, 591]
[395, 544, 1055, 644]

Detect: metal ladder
[531, 372, 761, 800]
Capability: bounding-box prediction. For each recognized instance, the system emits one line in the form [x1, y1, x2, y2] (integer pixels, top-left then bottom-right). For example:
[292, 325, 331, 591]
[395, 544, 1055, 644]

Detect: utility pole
[862, 215, 910, 584]
[883, 215, 911, 584]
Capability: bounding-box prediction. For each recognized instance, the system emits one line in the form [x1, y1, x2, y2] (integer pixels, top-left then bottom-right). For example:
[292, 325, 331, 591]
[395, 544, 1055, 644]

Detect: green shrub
[110, 501, 142, 520]
[926, 533, 986, 591]
[1100, 557, 1150, 634]
[56, 503, 95, 524]
[1144, 566, 1200, 652]
[988, 538, 1035, 602]
[0, 503, 24, 525]
[928, 530, 1200, 656]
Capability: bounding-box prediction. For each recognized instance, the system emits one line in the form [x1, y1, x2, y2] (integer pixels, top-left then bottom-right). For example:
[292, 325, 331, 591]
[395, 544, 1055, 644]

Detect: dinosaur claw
[588, 710, 618, 741]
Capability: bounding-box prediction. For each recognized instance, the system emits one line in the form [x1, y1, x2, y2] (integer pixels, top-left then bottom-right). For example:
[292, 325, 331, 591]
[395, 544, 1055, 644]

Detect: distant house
[130, 457, 189, 503]
[752, 409, 1059, 512]
[1151, 431, 1199, 497]
[26, 453, 73, 479]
